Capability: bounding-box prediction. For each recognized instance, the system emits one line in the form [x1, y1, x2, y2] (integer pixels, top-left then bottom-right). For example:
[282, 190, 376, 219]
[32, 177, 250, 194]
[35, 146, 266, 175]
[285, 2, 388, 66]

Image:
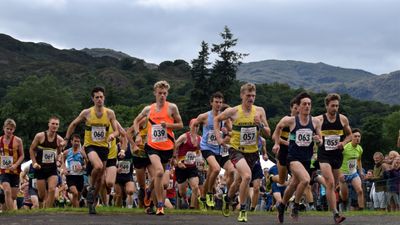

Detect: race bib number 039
[151, 124, 167, 143]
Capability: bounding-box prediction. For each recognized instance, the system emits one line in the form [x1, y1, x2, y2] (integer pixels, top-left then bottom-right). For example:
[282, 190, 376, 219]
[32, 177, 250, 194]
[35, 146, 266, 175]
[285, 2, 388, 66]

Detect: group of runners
[0, 80, 374, 224]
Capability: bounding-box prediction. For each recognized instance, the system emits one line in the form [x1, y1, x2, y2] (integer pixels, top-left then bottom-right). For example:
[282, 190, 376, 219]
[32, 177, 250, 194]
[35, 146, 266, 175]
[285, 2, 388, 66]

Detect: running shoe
[206, 193, 215, 208]
[333, 213, 346, 224]
[276, 203, 285, 224]
[222, 194, 230, 217]
[291, 203, 299, 221]
[198, 197, 207, 211]
[144, 188, 152, 207]
[156, 206, 165, 216]
[237, 210, 247, 222]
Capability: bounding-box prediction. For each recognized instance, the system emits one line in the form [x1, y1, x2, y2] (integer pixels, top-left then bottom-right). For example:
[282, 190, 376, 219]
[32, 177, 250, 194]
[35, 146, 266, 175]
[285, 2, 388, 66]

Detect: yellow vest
[230, 105, 258, 153]
[84, 107, 110, 148]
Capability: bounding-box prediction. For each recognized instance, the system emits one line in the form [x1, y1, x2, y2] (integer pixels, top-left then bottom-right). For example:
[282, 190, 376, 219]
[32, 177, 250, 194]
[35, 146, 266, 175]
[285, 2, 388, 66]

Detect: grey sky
[0, 0, 399, 74]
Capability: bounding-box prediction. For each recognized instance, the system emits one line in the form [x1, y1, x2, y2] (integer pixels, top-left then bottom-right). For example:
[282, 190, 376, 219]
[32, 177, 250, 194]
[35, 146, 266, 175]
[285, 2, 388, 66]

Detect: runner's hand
[272, 144, 280, 154]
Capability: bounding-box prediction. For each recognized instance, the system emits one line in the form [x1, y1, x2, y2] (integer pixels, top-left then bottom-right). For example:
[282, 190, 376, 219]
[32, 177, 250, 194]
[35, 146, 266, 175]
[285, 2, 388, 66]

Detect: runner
[191, 92, 235, 211]
[215, 83, 271, 222]
[316, 93, 351, 222]
[62, 87, 119, 214]
[272, 92, 322, 223]
[339, 128, 364, 210]
[249, 136, 268, 211]
[0, 119, 24, 211]
[61, 134, 87, 207]
[131, 80, 183, 215]
[29, 116, 64, 208]
[173, 119, 201, 209]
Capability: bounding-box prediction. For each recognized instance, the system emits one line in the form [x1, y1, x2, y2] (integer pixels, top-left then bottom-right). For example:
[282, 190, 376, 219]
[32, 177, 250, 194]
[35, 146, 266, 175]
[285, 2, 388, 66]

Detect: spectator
[366, 152, 386, 210]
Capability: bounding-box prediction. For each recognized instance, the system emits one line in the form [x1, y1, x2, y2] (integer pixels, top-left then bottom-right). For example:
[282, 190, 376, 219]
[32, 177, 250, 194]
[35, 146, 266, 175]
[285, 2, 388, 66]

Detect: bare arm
[339, 115, 352, 149]
[12, 137, 24, 170]
[214, 107, 236, 145]
[131, 106, 150, 144]
[190, 113, 207, 132]
[168, 103, 183, 130]
[107, 110, 120, 142]
[255, 106, 271, 138]
[29, 133, 43, 169]
[61, 109, 88, 147]
[174, 133, 187, 157]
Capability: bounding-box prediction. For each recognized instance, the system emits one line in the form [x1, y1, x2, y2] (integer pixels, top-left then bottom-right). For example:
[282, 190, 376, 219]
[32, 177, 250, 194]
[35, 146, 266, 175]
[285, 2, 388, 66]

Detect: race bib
[220, 146, 229, 157]
[0, 156, 13, 169]
[168, 179, 174, 189]
[240, 127, 257, 146]
[91, 126, 106, 142]
[207, 130, 220, 146]
[151, 124, 167, 143]
[195, 156, 204, 169]
[32, 178, 37, 189]
[347, 159, 357, 174]
[295, 129, 313, 147]
[184, 151, 196, 165]
[69, 161, 82, 174]
[42, 150, 55, 164]
[324, 135, 340, 151]
[118, 161, 131, 174]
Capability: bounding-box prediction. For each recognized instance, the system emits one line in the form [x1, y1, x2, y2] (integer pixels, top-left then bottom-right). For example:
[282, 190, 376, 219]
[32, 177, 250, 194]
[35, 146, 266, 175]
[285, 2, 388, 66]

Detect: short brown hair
[154, 80, 170, 90]
[325, 93, 341, 106]
[240, 83, 256, 94]
[3, 118, 16, 128]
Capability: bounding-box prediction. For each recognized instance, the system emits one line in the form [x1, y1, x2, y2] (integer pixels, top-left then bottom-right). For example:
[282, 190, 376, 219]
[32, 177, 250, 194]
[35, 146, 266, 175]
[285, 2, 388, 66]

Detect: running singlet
[147, 102, 175, 151]
[288, 115, 315, 161]
[84, 107, 111, 148]
[320, 113, 345, 153]
[35, 131, 59, 169]
[230, 105, 258, 153]
[340, 142, 363, 175]
[65, 147, 85, 176]
[200, 111, 223, 154]
[0, 135, 20, 174]
[177, 132, 201, 167]
[107, 125, 117, 159]
[133, 127, 148, 158]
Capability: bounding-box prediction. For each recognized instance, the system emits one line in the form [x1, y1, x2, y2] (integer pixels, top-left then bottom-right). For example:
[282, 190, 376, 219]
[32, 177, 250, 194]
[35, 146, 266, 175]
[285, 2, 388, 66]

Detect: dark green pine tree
[187, 41, 212, 118]
[210, 26, 248, 103]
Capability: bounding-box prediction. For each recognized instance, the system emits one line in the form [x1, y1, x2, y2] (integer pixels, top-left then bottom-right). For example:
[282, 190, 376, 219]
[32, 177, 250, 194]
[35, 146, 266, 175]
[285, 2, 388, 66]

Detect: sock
[157, 202, 164, 208]
[240, 204, 246, 211]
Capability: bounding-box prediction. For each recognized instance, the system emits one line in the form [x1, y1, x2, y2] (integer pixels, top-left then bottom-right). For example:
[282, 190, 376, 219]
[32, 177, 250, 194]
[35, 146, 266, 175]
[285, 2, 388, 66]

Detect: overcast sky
[0, 0, 399, 74]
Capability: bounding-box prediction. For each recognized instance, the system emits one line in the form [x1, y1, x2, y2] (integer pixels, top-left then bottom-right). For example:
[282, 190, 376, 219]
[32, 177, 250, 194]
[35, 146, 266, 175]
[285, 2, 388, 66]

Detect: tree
[0, 75, 80, 157]
[382, 110, 400, 150]
[187, 41, 211, 118]
[210, 26, 248, 103]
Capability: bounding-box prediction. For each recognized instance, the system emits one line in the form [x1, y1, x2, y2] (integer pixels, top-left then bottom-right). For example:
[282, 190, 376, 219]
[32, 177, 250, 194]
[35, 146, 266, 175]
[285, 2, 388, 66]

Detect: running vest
[340, 142, 363, 175]
[133, 126, 148, 158]
[84, 106, 111, 148]
[200, 111, 223, 154]
[147, 102, 175, 151]
[177, 132, 201, 167]
[319, 113, 345, 154]
[0, 135, 20, 174]
[288, 115, 315, 161]
[36, 131, 58, 169]
[230, 105, 258, 153]
[28, 163, 37, 190]
[107, 125, 117, 159]
[65, 147, 85, 176]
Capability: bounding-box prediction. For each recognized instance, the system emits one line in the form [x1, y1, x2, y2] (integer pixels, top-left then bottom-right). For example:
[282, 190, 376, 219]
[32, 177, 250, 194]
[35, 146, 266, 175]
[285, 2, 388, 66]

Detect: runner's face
[352, 132, 361, 144]
[48, 119, 60, 132]
[211, 97, 223, 111]
[326, 100, 339, 115]
[3, 125, 15, 137]
[92, 91, 105, 107]
[71, 137, 81, 148]
[241, 90, 256, 106]
[298, 98, 311, 115]
[154, 88, 168, 103]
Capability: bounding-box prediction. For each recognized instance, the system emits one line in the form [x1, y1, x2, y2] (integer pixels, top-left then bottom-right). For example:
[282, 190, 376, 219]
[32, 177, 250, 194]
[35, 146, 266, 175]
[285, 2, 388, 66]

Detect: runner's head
[295, 92, 312, 115]
[91, 86, 105, 107]
[3, 118, 16, 137]
[351, 128, 361, 145]
[210, 91, 224, 111]
[289, 97, 298, 116]
[153, 80, 170, 103]
[71, 133, 81, 149]
[189, 118, 199, 133]
[48, 116, 60, 133]
[325, 93, 341, 115]
[240, 83, 256, 106]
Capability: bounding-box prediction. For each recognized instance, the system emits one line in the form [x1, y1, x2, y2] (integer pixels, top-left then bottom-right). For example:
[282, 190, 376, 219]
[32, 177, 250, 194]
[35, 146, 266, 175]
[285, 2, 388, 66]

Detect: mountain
[237, 60, 399, 104]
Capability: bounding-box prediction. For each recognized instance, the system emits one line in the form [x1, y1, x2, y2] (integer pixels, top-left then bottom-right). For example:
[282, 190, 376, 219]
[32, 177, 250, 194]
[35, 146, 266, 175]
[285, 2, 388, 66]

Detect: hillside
[237, 60, 399, 104]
